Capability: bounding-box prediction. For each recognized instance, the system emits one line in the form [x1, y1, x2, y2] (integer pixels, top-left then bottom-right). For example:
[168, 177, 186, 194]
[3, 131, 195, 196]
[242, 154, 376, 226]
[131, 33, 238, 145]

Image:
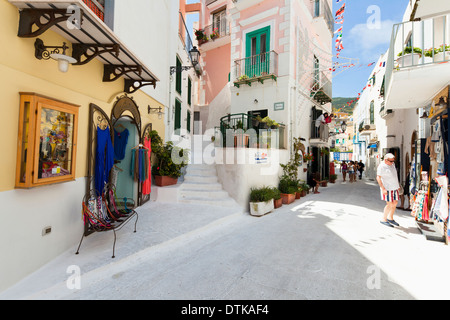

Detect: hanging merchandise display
[142, 136, 152, 195]
[95, 126, 115, 194]
[130, 145, 150, 183]
[113, 127, 129, 161]
[411, 189, 428, 221]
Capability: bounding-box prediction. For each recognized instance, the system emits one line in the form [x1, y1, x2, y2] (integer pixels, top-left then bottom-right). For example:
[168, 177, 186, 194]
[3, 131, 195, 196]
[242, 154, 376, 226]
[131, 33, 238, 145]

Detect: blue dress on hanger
[95, 127, 115, 194]
[113, 128, 129, 160]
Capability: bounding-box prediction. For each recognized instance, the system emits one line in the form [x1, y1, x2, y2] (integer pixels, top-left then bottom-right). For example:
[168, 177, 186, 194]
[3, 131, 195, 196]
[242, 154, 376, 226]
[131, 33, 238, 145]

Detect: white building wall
[113, 0, 196, 143]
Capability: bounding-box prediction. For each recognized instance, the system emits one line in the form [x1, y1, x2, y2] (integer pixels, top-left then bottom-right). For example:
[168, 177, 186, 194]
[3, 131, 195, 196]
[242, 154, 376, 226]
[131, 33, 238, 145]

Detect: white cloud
[344, 19, 395, 61]
[349, 19, 395, 50]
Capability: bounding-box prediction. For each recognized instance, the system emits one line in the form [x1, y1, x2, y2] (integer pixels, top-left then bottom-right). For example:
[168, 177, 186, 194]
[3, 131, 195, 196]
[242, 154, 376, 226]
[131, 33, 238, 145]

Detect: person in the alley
[376, 153, 401, 227]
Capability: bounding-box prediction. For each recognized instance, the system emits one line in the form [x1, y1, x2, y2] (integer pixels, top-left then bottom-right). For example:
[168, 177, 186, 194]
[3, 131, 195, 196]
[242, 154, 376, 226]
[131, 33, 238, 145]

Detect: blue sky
[185, 0, 410, 98]
[332, 0, 410, 97]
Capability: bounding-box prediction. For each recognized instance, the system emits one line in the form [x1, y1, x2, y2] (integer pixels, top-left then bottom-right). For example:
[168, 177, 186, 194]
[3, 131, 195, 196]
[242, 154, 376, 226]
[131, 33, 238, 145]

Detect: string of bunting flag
[332, 0, 381, 73]
[333, 60, 388, 113]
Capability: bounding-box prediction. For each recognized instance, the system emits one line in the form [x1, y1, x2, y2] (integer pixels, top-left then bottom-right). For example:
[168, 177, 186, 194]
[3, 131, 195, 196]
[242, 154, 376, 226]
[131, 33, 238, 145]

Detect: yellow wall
[0, 0, 165, 192]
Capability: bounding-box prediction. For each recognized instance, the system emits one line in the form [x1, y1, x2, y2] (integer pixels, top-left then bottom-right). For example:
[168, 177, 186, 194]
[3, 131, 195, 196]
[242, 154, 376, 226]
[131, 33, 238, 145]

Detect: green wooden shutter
[187, 110, 191, 133]
[174, 99, 181, 134]
[188, 77, 192, 106]
[176, 57, 182, 94]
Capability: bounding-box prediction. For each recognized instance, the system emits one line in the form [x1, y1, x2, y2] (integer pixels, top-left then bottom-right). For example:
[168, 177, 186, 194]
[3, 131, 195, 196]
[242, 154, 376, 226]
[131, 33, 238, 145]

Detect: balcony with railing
[233, 51, 278, 88]
[218, 113, 287, 149]
[384, 14, 450, 109]
[195, 20, 230, 46]
[358, 119, 376, 136]
[311, 71, 332, 105]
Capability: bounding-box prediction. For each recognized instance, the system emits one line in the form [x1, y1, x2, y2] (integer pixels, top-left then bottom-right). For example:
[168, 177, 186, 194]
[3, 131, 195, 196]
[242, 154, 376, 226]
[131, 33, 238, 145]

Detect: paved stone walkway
[1, 175, 450, 300]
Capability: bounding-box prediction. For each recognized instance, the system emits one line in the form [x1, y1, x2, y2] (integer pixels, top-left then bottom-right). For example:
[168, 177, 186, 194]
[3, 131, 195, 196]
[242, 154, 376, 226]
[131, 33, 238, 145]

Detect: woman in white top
[376, 153, 401, 227]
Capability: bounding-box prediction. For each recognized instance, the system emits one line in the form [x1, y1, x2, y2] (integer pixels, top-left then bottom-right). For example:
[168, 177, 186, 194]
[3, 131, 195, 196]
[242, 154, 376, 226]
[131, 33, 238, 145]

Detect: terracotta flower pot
[281, 193, 295, 204]
[155, 175, 178, 187]
[274, 198, 283, 208]
[295, 192, 301, 199]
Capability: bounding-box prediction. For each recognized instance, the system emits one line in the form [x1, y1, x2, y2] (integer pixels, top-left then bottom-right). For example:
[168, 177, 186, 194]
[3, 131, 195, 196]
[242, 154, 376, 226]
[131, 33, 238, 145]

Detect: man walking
[358, 160, 365, 180]
[376, 153, 401, 227]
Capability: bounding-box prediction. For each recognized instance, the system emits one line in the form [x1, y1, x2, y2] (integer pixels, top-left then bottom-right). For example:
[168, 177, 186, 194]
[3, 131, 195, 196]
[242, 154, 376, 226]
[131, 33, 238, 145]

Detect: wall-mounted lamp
[34, 38, 77, 73]
[420, 111, 429, 119]
[148, 106, 164, 120]
[170, 46, 200, 75]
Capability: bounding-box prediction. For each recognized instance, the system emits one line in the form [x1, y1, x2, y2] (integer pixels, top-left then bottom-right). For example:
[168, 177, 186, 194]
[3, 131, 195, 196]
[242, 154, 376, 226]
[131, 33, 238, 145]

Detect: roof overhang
[385, 62, 450, 109]
[9, 0, 159, 93]
[410, 0, 450, 21]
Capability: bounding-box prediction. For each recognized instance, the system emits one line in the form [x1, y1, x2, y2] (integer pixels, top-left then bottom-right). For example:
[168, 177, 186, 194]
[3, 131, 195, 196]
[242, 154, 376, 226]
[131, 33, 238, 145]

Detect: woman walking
[341, 161, 348, 182]
[348, 161, 355, 182]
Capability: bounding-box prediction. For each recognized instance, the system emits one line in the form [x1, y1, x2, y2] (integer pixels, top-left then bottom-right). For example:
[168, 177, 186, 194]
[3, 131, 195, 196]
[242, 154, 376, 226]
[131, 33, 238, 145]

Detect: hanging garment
[142, 138, 152, 199]
[411, 191, 426, 220]
[95, 127, 115, 194]
[435, 175, 449, 220]
[422, 194, 429, 221]
[113, 128, 129, 160]
[130, 147, 150, 182]
[431, 122, 440, 142]
[424, 136, 437, 161]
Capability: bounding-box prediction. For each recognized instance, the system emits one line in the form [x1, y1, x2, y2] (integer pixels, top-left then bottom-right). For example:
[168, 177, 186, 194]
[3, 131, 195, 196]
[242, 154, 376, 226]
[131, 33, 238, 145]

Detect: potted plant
[261, 116, 280, 129]
[278, 176, 296, 204]
[271, 187, 282, 209]
[194, 29, 208, 44]
[320, 179, 328, 187]
[329, 174, 337, 183]
[249, 186, 275, 216]
[303, 153, 314, 162]
[210, 28, 220, 40]
[299, 182, 309, 196]
[434, 45, 450, 62]
[152, 140, 189, 187]
[396, 47, 422, 67]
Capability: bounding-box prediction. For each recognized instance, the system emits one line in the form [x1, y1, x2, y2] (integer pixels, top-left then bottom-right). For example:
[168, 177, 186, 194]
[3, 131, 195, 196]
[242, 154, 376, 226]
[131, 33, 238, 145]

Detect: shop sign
[255, 151, 269, 164]
[274, 102, 284, 111]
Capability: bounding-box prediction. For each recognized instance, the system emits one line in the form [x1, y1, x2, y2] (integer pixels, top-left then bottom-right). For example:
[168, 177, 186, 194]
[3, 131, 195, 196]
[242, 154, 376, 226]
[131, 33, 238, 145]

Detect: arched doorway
[87, 94, 151, 209]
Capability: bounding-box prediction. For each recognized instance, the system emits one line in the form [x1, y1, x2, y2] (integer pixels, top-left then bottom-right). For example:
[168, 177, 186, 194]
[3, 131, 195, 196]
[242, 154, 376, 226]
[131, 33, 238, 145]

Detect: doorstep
[415, 220, 446, 243]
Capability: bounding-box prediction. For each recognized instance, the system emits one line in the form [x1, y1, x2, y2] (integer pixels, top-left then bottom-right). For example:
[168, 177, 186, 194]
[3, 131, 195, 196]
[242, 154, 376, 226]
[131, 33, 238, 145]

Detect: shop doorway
[87, 94, 149, 214]
[112, 117, 138, 206]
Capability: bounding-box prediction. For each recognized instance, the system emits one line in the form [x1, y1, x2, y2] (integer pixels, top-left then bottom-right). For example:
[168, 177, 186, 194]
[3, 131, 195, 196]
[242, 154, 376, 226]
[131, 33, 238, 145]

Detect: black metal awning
[9, 0, 159, 93]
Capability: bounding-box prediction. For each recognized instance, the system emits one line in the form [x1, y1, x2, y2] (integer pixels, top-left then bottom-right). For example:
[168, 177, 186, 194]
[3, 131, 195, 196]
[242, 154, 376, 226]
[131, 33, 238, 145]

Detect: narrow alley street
[2, 172, 450, 301]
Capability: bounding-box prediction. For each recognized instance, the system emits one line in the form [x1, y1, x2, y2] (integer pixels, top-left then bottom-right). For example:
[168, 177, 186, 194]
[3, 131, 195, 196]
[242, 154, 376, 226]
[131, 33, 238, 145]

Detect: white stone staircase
[179, 163, 241, 209]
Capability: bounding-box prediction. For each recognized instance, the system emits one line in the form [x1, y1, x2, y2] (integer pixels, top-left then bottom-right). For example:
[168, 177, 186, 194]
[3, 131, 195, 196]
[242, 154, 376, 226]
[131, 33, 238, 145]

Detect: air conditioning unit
[364, 124, 376, 130]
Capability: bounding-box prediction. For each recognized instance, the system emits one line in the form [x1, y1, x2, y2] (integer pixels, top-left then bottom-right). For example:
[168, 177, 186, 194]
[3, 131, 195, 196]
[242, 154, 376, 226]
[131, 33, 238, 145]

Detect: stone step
[179, 197, 240, 208]
[180, 181, 223, 191]
[184, 175, 218, 184]
[179, 189, 230, 200]
[186, 166, 217, 177]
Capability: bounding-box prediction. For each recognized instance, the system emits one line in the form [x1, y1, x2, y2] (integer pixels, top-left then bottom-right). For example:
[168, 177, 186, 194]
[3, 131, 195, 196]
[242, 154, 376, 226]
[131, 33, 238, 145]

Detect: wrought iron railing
[234, 50, 278, 81]
[196, 21, 230, 45]
[219, 113, 286, 149]
[311, 71, 332, 104]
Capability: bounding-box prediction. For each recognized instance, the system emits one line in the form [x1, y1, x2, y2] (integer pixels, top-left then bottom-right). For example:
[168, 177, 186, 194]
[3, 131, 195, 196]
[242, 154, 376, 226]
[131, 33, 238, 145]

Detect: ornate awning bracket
[18, 8, 84, 38]
[103, 64, 142, 82]
[72, 43, 120, 66]
[124, 79, 156, 94]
